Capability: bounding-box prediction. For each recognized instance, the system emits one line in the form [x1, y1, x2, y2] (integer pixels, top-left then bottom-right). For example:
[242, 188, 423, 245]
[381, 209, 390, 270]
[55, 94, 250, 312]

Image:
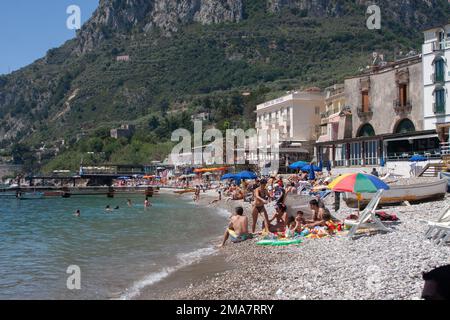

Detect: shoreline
[142, 183, 450, 300]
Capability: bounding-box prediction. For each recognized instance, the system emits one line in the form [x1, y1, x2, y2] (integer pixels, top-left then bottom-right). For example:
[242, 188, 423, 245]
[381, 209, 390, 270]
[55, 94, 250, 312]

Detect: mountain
[1, 0, 449, 171]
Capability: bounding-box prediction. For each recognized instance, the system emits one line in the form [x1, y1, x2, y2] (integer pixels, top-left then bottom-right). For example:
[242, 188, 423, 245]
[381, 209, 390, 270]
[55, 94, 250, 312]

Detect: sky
[0, 1, 99, 75]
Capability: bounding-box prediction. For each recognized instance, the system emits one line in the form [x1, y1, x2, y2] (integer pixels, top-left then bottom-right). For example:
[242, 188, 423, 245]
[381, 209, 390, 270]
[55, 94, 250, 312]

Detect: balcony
[432, 40, 450, 52]
[357, 106, 373, 121]
[393, 100, 412, 115]
[433, 103, 446, 114]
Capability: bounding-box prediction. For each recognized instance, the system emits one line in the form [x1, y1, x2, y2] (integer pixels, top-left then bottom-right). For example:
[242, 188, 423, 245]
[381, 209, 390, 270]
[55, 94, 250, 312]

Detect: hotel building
[315, 54, 442, 167]
[255, 88, 325, 170]
[422, 23, 450, 155]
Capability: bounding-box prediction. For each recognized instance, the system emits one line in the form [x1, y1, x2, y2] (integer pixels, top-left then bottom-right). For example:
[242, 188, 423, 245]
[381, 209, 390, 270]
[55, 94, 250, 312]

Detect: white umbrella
[202, 172, 213, 176]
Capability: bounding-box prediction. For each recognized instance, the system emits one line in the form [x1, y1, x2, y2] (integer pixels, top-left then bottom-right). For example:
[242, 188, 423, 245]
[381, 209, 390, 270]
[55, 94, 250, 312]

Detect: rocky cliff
[76, 0, 244, 53]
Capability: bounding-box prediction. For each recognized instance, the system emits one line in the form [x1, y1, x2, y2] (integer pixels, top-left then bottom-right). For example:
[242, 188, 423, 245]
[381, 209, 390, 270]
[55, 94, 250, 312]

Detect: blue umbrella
[308, 165, 316, 180]
[236, 171, 257, 180]
[300, 165, 321, 172]
[221, 173, 235, 180]
[410, 155, 427, 162]
[289, 161, 309, 170]
[326, 161, 332, 172]
[117, 176, 131, 180]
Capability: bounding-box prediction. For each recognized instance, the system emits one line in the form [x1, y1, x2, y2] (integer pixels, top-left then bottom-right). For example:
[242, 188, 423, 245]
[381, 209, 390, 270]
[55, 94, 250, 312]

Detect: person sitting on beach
[220, 207, 252, 247]
[305, 199, 332, 228]
[251, 179, 270, 234]
[266, 203, 288, 233]
[422, 265, 450, 300]
[371, 168, 380, 177]
[294, 211, 307, 233]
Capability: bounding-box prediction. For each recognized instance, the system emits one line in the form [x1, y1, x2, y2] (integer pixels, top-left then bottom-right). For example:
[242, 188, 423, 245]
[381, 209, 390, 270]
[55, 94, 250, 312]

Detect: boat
[343, 179, 448, 208]
[439, 172, 450, 192]
[173, 188, 196, 194]
[18, 192, 45, 200]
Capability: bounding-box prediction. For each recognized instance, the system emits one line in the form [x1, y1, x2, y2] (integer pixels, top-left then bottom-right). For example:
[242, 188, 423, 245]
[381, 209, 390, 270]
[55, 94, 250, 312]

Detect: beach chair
[346, 190, 391, 238]
[425, 207, 450, 246]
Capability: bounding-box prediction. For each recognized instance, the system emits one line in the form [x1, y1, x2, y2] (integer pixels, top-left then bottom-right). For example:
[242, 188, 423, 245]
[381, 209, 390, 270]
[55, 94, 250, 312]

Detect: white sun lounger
[346, 190, 391, 238]
[425, 207, 450, 246]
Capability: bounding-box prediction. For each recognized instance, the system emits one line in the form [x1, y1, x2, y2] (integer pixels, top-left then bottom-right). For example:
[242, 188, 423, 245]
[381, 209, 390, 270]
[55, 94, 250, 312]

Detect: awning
[384, 134, 438, 143]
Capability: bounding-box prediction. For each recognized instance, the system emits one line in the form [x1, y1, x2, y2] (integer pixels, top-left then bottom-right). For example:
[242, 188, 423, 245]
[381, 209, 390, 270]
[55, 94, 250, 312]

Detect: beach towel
[375, 211, 399, 222]
[256, 239, 302, 246]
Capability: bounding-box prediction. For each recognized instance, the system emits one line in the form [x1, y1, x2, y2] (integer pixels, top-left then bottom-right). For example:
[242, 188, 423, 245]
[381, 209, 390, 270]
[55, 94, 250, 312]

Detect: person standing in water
[144, 197, 152, 208]
[127, 199, 132, 207]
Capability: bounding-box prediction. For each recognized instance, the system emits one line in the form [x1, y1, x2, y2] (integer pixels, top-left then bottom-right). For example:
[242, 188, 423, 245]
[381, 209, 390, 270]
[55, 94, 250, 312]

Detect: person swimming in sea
[127, 199, 132, 207]
[74, 209, 81, 217]
[144, 197, 152, 208]
[105, 205, 112, 212]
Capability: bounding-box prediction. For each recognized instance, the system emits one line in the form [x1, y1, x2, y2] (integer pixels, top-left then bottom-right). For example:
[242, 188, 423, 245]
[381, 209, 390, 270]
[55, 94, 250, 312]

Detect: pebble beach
[156, 177, 450, 300]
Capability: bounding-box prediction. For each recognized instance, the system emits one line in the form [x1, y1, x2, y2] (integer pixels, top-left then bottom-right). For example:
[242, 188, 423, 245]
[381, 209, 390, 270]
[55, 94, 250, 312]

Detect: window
[315, 106, 320, 115]
[435, 59, 445, 82]
[395, 119, 415, 134]
[399, 84, 408, 106]
[435, 89, 446, 114]
[362, 90, 369, 112]
[357, 123, 375, 137]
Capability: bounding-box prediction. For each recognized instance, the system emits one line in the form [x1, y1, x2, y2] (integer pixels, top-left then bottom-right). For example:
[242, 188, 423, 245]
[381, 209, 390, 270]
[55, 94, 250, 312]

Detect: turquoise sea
[0, 193, 228, 299]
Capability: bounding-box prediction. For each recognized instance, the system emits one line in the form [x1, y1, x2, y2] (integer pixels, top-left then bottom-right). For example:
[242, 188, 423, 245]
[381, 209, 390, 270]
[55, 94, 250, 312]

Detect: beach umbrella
[409, 155, 427, 162]
[117, 176, 131, 180]
[202, 172, 213, 176]
[328, 173, 390, 211]
[235, 171, 257, 180]
[221, 173, 235, 180]
[289, 161, 309, 170]
[328, 173, 390, 193]
[300, 164, 321, 172]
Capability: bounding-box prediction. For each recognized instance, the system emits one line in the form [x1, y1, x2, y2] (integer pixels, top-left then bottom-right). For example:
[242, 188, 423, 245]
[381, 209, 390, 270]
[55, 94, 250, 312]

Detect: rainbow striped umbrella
[328, 173, 390, 193]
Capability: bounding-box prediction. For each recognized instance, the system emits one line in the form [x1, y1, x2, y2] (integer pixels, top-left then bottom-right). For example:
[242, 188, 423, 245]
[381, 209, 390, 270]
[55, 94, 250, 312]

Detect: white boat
[343, 179, 448, 208]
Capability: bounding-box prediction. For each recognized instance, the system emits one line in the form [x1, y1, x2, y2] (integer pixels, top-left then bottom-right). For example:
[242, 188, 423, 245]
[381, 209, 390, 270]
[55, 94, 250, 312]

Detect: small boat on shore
[343, 179, 448, 208]
[439, 172, 450, 192]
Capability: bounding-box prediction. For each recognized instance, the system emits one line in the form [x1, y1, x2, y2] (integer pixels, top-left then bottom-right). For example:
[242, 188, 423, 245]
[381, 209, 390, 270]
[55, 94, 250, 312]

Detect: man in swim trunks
[251, 179, 270, 234]
[220, 207, 251, 247]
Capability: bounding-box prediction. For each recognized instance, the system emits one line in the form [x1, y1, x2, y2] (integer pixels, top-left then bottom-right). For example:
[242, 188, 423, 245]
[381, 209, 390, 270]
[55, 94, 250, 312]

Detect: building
[316, 55, 442, 167]
[422, 23, 450, 152]
[110, 124, 135, 139]
[317, 83, 347, 143]
[116, 55, 130, 62]
[255, 88, 325, 170]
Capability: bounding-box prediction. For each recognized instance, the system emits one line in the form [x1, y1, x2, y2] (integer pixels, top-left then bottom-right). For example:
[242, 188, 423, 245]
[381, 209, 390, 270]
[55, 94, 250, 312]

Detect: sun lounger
[425, 206, 450, 246]
[346, 190, 391, 238]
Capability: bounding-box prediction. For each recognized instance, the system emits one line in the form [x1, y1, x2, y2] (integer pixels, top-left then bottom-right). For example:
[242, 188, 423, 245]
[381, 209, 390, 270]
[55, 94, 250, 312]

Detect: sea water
[0, 193, 228, 299]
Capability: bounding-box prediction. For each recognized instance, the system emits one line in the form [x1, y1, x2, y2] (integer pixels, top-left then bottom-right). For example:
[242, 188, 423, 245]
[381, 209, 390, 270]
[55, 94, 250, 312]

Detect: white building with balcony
[423, 23, 450, 146]
[255, 88, 325, 170]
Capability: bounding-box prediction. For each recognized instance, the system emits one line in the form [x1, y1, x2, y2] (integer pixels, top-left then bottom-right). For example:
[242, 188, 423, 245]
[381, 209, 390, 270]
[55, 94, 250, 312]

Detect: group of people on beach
[220, 174, 339, 247]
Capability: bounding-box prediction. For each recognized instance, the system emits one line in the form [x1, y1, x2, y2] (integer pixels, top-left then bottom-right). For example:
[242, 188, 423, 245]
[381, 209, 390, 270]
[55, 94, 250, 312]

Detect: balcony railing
[441, 142, 450, 156]
[432, 40, 450, 51]
[393, 100, 412, 114]
[433, 103, 446, 114]
[357, 106, 373, 120]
